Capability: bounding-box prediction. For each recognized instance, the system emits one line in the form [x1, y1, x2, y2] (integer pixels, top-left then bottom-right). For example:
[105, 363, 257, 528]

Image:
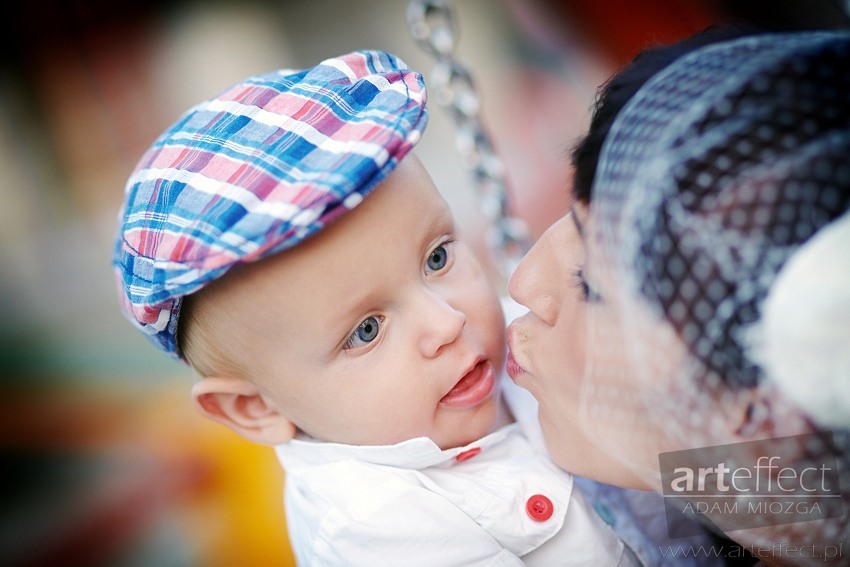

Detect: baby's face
[216, 155, 506, 449]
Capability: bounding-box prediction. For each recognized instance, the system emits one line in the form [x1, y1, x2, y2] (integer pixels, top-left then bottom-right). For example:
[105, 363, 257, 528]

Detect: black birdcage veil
[582, 30, 850, 560]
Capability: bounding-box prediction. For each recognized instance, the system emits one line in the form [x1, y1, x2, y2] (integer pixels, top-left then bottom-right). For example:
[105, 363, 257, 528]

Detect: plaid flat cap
[113, 50, 429, 359]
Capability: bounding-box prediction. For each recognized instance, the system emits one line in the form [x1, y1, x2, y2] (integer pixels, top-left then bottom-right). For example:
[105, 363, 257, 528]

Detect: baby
[113, 50, 631, 566]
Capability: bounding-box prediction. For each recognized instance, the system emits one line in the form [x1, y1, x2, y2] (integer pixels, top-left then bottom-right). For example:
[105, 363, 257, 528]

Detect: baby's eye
[426, 241, 452, 272]
[344, 316, 383, 350]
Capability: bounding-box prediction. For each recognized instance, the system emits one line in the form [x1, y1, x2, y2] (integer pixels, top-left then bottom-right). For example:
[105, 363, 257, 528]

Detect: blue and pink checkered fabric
[113, 50, 429, 358]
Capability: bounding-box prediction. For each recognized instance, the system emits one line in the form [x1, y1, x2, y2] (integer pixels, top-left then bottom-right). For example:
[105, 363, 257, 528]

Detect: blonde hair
[178, 287, 247, 379]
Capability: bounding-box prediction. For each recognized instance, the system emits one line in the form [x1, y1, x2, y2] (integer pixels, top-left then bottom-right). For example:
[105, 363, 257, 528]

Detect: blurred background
[2, 1, 847, 565]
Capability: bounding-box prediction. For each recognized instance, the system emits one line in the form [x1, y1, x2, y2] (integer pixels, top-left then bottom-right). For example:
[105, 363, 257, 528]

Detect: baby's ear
[191, 376, 297, 445]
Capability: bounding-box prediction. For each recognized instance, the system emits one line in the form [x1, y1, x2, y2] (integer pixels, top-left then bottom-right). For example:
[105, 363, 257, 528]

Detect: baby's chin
[434, 395, 512, 451]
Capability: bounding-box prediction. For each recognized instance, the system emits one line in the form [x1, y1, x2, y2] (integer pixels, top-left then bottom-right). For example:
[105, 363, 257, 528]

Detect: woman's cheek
[549, 328, 585, 395]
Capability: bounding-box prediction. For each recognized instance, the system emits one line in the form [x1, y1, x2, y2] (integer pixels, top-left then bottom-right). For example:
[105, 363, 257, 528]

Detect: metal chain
[406, 0, 530, 279]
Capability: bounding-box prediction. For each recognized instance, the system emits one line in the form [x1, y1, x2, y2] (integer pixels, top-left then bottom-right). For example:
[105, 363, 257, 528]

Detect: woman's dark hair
[570, 22, 766, 203]
[573, 23, 850, 392]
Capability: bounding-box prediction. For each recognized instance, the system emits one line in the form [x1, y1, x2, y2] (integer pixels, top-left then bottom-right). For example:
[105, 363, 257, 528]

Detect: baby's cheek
[485, 296, 508, 359]
[473, 285, 503, 321]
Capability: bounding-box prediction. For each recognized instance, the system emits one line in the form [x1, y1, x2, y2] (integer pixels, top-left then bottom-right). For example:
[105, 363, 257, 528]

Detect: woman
[507, 24, 850, 565]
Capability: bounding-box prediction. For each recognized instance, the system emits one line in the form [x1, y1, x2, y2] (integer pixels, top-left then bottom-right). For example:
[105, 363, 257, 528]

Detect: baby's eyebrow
[332, 298, 369, 335]
[327, 282, 384, 349]
[425, 205, 454, 238]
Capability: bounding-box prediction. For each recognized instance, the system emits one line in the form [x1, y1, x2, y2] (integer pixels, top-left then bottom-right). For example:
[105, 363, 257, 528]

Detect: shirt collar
[277, 422, 520, 471]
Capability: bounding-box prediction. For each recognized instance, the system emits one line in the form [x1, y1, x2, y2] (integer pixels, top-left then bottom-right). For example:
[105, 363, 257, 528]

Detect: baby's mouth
[439, 360, 495, 409]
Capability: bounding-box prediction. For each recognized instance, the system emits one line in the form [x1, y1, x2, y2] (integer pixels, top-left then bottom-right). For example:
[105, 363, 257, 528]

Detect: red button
[526, 494, 554, 522]
[455, 447, 481, 462]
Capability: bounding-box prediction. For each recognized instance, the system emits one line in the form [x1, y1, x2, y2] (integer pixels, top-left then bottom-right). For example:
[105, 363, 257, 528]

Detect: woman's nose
[508, 223, 563, 326]
[417, 290, 466, 358]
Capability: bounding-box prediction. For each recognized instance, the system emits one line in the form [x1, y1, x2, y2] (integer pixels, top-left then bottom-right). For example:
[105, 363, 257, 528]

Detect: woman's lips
[505, 322, 528, 381]
[506, 350, 527, 381]
[439, 360, 495, 409]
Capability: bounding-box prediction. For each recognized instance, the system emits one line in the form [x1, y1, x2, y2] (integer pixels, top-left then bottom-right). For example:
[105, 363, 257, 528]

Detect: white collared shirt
[276, 376, 633, 566]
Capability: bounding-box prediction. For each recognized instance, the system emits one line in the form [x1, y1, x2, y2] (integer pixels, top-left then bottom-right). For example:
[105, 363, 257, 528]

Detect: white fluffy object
[751, 211, 850, 430]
